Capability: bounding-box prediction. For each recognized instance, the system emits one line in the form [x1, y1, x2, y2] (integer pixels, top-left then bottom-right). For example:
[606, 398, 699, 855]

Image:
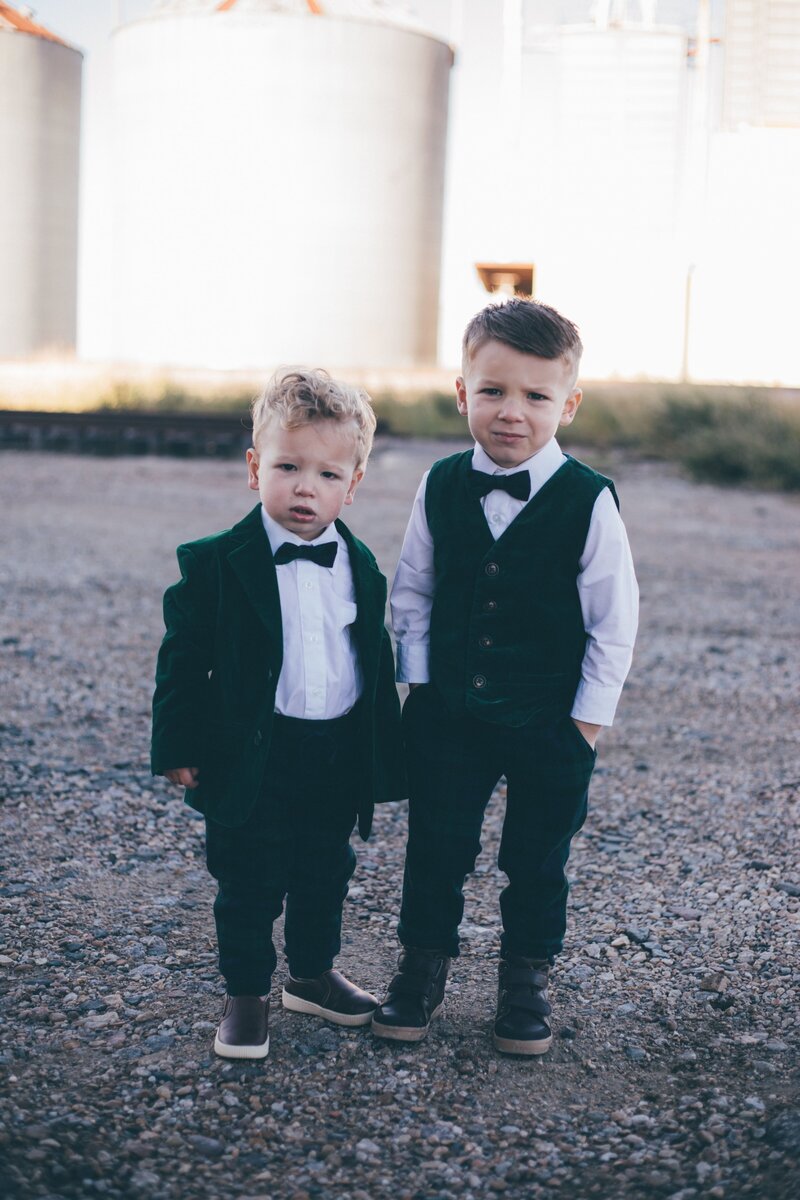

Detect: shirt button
[472, 674, 487, 689]
[485, 562, 499, 577]
[483, 600, 498, 613]
[479, 636, 493, 648]
[491, 513, 502, 524]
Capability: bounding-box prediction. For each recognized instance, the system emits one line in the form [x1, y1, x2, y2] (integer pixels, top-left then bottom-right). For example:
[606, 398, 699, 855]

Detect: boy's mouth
[289, 505, 315, 519]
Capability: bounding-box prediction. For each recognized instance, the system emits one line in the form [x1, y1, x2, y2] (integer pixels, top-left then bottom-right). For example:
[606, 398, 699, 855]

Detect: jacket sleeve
[372, 626, 408, 805]
[151, 544, 215, 774]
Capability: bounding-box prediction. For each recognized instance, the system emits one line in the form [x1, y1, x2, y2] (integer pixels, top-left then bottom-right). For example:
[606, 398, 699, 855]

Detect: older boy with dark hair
[372, 299, 638, 1054]
[152, 369, 404, 1060]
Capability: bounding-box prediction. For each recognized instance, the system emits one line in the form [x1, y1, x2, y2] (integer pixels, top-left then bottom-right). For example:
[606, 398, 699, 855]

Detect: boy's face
[456, 339, 582, 469]
[246, 420, 363, 541]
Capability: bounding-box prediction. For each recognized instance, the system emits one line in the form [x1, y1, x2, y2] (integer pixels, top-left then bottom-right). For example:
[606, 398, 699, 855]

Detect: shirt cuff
[396, 642, 430, 684]
[570, 679, 624, 727]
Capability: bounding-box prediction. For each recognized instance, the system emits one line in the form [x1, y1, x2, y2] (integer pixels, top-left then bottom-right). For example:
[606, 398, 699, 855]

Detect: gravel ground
[1, 442, 799, 1200]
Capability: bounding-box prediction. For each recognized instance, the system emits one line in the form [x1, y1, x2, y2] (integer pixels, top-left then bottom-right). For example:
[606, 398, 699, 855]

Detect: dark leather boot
[213, 994, 270, 1060]
[371, 947, 450, 1042]
[282, 969, 378, 1027]
[493, 956, 552, 1055]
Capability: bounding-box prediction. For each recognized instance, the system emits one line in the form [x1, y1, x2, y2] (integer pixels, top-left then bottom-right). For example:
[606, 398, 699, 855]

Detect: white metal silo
[519, 8, 689, 377]
[0, 4, 82, 359]
[111, 0, 452, 370]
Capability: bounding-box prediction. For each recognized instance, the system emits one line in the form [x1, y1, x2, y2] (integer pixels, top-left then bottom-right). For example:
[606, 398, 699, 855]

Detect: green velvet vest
[426, 451, 617, 728]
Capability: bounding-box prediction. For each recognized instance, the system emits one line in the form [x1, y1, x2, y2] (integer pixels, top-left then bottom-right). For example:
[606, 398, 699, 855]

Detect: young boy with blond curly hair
[152, 369, 404, 1060]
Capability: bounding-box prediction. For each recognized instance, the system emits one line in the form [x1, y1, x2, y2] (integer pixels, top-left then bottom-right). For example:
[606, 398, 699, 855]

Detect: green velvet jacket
[151, 504, 406, 838]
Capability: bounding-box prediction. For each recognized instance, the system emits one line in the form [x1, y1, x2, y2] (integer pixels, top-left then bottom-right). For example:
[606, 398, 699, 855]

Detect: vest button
[479, 635, 493, 648]
[472, 674, 487, 689]
[483, 600, 498, 612]
[485, 562, 499, 577]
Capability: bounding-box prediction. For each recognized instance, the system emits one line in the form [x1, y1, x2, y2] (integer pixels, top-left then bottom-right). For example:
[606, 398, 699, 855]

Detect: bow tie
[470, 469, 531, 502]
[274, 541, 338, 568]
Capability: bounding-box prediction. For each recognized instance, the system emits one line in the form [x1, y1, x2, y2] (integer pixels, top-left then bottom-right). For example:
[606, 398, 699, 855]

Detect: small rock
[624, 926, 651, 944]
[699, 972, 729, 993]
[766, 1109, 800, 1153]
[188, 1135, 225, 1158]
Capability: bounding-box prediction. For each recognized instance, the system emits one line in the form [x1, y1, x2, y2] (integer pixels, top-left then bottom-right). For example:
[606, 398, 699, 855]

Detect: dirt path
[1, 443, 798, 1199]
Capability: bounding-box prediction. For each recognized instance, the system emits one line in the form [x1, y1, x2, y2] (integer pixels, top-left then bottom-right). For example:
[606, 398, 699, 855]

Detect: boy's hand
[164, 767, 200, 789]
[571, 719, 601, 749]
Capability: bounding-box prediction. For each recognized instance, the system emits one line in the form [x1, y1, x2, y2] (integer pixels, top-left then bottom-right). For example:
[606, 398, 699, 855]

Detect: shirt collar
[260, 506, 339, 556]
[471, 437, 565, 490]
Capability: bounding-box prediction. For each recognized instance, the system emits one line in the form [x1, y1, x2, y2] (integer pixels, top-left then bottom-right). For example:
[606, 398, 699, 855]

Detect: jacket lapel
[226, 504, 284, 672]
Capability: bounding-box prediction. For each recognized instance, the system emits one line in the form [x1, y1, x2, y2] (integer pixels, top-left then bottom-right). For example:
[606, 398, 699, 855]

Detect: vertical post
[681, 263, 695, 383]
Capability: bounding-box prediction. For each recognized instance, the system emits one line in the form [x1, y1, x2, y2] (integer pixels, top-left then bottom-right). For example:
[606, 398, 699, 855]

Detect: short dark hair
[462, 298, 583, 383]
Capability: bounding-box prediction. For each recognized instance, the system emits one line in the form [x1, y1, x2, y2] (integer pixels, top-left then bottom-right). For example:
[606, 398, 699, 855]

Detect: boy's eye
[321, 471, 340, 480]
[480, 387, 502, 396]
[527, 393, 547, 402]
[276, 462, 297, 472]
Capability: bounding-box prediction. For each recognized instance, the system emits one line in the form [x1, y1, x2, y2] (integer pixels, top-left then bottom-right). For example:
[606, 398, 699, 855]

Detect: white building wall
[688, 127, 800, 384]
[0, 32, 82, 358]
[112, 9, 451, 369]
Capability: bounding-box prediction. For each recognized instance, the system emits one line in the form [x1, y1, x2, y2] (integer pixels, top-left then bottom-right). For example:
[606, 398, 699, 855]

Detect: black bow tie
[470, 469, 531, 502]
[274, 541, 338, 568]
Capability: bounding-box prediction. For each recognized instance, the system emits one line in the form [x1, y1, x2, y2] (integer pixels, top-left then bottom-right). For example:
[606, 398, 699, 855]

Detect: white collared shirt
[261, 508, 362, 720]
[390, 438, 639, 727]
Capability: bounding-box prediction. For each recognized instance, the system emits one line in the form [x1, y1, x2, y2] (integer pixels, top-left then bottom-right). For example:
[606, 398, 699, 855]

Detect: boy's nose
[294, 476, 315, 495]
[498, 397, 524, 420]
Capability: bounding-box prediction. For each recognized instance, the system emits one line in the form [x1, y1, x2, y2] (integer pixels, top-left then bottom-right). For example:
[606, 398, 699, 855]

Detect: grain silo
[0, 3, 82, 359]
[518, 4, 689, 377]
[111, 0, 452, 370]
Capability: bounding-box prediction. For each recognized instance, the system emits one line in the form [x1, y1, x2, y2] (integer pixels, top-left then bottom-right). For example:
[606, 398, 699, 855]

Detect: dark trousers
[205, 710, 359, 996]
[398, 685, 596, 961]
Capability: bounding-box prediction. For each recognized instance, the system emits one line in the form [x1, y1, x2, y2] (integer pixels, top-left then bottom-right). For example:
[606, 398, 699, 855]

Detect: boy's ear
[456, 376, 468, 415]
[559, 388, 582, 427]
[246, 447, 260, 491]
[343, 467, 364, 506]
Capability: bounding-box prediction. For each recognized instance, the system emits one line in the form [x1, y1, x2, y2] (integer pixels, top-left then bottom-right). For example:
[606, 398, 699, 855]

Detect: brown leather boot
[282, 969, 378, 1026]
[213, 994, 270, 1060]
[493, 956, 553, 1056]
[371, 948, 450, 1042]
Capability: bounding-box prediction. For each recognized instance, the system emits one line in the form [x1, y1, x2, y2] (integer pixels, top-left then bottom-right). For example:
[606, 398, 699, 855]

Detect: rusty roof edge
[0, 2, 82, 52]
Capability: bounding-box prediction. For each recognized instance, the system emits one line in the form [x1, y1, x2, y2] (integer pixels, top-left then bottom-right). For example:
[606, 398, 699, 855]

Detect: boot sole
[493, 1030, 552, 1056]
[371, 1002, 443, 1042]
[213, 1032, 270, 1060]
[281, 989, 376, 1026]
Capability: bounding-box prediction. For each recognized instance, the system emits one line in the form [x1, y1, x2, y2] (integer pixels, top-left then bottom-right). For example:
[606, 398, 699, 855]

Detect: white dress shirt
[261, 508, 362, 720]
[390, 438, 639, 727]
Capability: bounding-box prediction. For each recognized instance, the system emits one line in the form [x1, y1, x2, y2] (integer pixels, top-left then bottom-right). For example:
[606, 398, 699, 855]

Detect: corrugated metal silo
[520, 11, 689, 377]
[112, 0, 452, 370]
[0, 3, 82, 359]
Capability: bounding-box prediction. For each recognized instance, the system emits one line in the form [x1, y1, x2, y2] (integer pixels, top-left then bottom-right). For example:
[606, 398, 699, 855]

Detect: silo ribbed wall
[0, 33, 82, 358]
[112, 11, 451, 369]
